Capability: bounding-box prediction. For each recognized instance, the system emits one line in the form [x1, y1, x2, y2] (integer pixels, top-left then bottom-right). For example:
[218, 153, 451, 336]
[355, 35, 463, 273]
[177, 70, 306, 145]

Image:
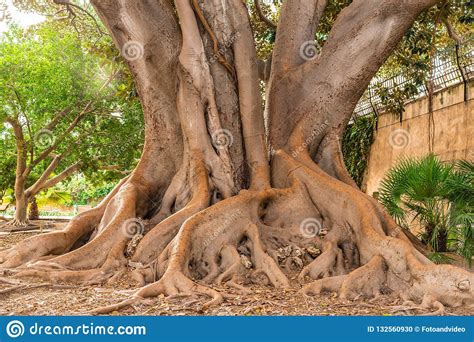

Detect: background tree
[0, 0, 472, 316]
[0, 21, 143, 225]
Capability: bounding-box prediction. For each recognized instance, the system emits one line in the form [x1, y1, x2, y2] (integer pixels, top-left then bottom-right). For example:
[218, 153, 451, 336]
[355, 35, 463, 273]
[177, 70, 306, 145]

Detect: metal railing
[354, 38, 474, 118]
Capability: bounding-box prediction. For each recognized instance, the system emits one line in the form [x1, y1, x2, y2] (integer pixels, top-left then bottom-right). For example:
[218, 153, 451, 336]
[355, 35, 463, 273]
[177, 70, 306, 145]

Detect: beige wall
[363, 82, 473, 196]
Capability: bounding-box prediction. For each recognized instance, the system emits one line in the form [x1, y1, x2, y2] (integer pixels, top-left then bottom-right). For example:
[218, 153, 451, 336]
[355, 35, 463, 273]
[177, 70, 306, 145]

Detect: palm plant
[378, 154, 473, 264]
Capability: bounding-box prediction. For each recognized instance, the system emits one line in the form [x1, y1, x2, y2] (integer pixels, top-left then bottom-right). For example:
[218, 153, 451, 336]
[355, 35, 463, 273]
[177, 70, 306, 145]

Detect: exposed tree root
[301, 275, 347, 296]
[79, 150, 472, 314]
[2, 146, 472, 316]
[0, 282, 76, 295]
[2, 0, 472, 318]
[390, 296, 448, 316]
[2, 219, 29, 228]
[0, 176, 129, 269]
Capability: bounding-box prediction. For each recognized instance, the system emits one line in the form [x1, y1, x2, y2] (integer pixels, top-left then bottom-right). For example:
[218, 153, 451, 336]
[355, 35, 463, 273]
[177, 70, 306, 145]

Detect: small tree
[379, 154, 473, 263]
[0, 22, 143, 225]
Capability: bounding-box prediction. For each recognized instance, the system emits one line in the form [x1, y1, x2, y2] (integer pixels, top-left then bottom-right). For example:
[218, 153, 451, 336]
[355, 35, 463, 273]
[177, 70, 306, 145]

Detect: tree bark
[7, 117, 29, 226]
[1, 0, 472, 315]
[28, 197, 39, 221]
[13, 191, 28, 226]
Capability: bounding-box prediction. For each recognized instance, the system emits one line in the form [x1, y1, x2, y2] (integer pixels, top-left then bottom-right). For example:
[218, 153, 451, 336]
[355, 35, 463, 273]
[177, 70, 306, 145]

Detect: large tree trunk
[1, 0, 472, 315]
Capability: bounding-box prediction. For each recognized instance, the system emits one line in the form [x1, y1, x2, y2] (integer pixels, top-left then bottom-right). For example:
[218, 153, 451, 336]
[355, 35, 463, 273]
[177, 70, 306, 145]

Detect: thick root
[0, 210, 102, 268]
[271, 150, 474, 309]
[298, 229, 344, 281]
[2, 219, 29, 228]
[390, 295, 448, 316]
[2, 149, 472, 315]
[0, 176, 131, 269]
[301, 275, 347, 296]
[339, 255, 387, 300]
[91, 271, 223, 315]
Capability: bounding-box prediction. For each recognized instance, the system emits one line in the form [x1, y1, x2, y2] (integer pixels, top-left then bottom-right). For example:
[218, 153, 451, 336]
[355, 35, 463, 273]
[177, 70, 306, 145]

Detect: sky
[0, 0, 45, 34]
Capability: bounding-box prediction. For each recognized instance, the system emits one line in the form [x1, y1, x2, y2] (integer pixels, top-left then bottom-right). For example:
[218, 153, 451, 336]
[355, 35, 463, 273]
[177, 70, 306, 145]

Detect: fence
[354, 38, 474, 118]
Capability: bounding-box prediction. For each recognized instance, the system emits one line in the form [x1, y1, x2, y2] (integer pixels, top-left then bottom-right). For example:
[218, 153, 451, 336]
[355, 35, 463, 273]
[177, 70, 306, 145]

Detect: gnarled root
[391, 294, 447, 316]
[92, 188, 295, 314]
[2, 219, 29, 228]
[339, 255, 387, 300]
[90, 270, 223, 315]
[0, 175, 130, 269]
[89, 149, 473, 314]
[301, 275, 347, 296]
[0, 176, 146, 286]
[2, 146, 472, 316]
[273, 150, 474, 310]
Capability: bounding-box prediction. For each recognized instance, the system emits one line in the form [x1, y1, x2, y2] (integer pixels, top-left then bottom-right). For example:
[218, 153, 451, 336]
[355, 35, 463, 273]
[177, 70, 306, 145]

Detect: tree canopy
[0, 19, 143, 222]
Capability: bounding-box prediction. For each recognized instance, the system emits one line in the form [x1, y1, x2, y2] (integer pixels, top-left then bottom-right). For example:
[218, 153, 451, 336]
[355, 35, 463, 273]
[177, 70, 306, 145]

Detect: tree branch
[268, 0, 441, 149]
[271, 0, 327, 76]
[45, 106, 73, 132]
[442, 18, 462, 45]
[25, 155, 63, 197]
[52, 0, 107, 36]
[34, 162, 81, 196]
[29, 72, 116, 169]
[191, 0, 235, 78]
[28, 105, 88, 168]
[10, 87, 34, 163]
[253, 0, 276, 30]
[230, 0, 270, 190]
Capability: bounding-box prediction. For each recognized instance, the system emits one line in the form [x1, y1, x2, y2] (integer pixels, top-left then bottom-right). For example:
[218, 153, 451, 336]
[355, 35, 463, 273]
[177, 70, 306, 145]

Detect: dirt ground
[1, 230, 472, 316]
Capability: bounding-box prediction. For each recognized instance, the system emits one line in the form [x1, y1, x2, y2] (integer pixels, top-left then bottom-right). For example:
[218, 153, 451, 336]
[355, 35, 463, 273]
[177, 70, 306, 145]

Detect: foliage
[428, 252, 455, 264]
[342, 115, 376, 187]
[0, 20, 143, 203]
[374, 0, 473, 117]
[378, 155, 474, 264]
[56, 173, 115, 205]
[0, 136, 16, 202]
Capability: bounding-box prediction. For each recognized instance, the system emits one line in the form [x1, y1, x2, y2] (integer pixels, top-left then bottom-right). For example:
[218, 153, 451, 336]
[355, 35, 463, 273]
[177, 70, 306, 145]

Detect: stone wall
[363, 81, 473, 196]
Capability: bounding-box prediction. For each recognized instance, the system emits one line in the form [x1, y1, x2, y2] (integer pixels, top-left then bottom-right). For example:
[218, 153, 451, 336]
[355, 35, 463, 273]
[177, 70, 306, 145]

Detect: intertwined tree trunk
[1, 0, 472, 314]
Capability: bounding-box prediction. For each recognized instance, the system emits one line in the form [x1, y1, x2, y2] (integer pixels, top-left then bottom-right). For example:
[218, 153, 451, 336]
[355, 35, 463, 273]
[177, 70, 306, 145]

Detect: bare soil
[1, 230, 472, 316]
